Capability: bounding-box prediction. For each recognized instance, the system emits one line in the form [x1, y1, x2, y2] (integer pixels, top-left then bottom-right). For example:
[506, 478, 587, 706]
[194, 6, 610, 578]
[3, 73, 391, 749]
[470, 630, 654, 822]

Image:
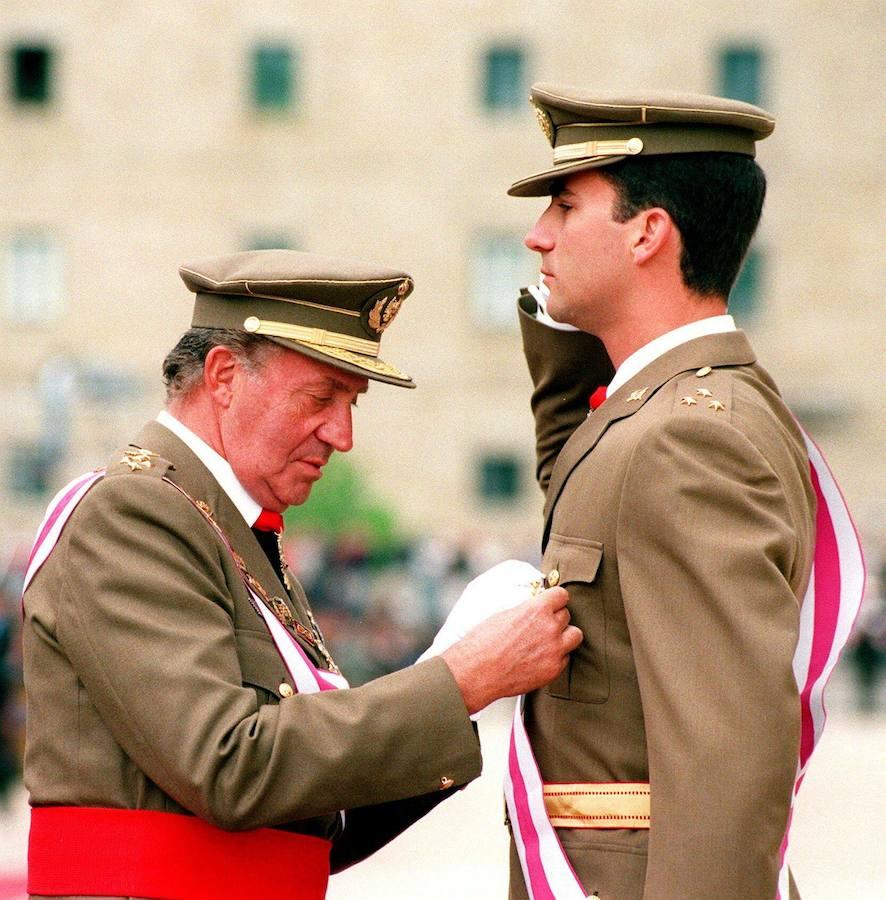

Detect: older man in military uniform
[504, 87, 829, 899]
[22, 250, 581, 899]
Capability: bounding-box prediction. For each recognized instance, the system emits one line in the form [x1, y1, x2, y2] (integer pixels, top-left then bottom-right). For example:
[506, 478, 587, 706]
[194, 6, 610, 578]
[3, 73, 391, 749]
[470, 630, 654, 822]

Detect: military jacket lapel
[542, 331, 757, 549]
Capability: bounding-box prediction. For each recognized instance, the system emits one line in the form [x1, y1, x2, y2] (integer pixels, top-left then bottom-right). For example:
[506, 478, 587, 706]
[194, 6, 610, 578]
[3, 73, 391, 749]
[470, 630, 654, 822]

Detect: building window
[718, 45, 763, 106]
[470, 232, 534, 331]
[729, 246, 762, 322]
[11, 44, 53, 104]
[252, 44, 295, 110]
[5, 235, 63, 324]
[483, 45, 525, 111]
[246, 233, 296, 251]
[7, 440, 55, 496]
[477, 453, 521, 502]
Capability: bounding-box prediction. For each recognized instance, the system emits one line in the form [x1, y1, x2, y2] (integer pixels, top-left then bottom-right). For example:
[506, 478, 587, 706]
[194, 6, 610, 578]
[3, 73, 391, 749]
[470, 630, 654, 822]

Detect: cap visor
[508, 155, 628, 197]
[266, 336, 415, 388]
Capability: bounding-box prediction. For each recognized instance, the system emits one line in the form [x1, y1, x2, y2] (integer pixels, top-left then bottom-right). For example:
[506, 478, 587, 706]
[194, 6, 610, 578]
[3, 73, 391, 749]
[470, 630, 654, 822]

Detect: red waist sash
[28, 806, 332, 899]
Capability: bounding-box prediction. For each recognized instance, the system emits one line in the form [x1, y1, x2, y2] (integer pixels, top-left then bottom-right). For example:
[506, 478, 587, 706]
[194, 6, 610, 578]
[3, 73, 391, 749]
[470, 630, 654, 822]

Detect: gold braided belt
[543, 782, 650, 829]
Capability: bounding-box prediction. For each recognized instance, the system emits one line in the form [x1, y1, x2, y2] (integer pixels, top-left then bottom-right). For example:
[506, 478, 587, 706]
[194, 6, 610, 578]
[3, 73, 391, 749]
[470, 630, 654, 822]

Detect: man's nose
[524, 214, 554, 253]
[317, 403, 354, 453]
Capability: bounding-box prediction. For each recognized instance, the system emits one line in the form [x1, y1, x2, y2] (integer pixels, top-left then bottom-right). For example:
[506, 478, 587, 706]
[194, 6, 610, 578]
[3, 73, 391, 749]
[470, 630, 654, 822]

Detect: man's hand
[441, 588, 582, 715]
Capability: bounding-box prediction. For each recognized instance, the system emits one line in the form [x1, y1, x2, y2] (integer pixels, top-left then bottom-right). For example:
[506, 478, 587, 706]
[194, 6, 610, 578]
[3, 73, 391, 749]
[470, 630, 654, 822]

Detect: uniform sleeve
[617, 415, 800, 897]
[55, 475, 481, 830]
[518, 300, 613, 492]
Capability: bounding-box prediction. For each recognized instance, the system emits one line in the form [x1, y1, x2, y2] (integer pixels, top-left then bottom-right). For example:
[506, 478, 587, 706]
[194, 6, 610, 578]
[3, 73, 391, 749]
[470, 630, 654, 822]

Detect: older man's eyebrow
[329, 378, 369, 394]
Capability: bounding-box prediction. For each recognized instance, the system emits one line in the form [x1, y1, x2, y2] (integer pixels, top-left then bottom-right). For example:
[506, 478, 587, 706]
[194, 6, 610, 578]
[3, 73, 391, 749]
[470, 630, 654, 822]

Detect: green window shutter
[478, 453, 521, 502]
[719, 45, 763, 106]
[12, 44, 53, 104]
[484, 46, 525, 111]
[252, 44, 294, 110]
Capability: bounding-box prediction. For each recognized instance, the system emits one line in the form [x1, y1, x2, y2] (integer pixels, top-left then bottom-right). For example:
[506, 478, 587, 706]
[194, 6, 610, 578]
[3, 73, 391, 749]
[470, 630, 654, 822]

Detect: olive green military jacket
[24, 421, 481, 897]
[511, 310, 814, 900]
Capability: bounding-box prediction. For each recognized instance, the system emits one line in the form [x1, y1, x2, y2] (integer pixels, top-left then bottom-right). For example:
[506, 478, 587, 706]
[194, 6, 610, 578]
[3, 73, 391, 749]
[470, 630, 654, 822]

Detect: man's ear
[630, 207, 674, 266]
[202, 345, 239, 409]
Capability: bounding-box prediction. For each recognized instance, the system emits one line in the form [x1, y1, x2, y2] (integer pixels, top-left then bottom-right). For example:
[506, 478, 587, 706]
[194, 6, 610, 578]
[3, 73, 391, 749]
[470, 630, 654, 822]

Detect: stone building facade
[1, 1, 883, 557]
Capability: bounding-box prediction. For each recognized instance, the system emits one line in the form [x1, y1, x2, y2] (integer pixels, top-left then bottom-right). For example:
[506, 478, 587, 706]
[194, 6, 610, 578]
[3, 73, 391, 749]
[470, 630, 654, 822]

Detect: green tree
[284, 456, 399, 551]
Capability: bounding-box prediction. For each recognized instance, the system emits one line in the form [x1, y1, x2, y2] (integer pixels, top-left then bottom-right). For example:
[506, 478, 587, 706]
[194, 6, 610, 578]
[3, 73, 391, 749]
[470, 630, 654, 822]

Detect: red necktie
[589, 386, 608, 411]
[254, 509, 285, 534]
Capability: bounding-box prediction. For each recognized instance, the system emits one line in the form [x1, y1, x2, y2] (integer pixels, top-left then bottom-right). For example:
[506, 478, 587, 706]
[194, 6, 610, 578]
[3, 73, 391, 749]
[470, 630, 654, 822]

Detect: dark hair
[161, 328, 277, 401]
[599, 152, 766, 298]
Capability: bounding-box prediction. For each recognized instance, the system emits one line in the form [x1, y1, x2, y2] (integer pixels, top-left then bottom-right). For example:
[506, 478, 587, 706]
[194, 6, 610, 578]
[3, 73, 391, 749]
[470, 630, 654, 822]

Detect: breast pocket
[543, 533, 608, 703]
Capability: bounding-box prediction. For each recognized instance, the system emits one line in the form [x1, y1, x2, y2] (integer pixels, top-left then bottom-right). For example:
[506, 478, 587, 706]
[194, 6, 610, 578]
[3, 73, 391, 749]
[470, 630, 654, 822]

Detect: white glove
[417, 559, 543, 663]
[528, 275, 579, 332]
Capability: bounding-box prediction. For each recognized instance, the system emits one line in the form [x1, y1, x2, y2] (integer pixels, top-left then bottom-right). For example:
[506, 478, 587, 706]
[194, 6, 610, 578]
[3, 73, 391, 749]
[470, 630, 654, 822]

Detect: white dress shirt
[608, 315, 737, 395]
[156, 410, 263, 527]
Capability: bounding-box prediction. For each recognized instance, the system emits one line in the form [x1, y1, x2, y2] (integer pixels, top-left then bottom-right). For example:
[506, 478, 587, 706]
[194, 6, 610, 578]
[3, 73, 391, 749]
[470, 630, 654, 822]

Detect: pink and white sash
[22, 470, 348, 698]
[505, 433, 865, 899]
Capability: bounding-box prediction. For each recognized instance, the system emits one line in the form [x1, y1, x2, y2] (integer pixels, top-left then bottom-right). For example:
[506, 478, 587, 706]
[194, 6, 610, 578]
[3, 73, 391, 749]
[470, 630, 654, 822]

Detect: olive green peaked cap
[509, 85, 775, 197]
[179, 249, 416, 388]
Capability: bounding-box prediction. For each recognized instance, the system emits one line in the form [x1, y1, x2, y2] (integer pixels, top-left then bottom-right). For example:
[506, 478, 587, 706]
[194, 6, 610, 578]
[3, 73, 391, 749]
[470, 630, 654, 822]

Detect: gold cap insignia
[120, 448, 158, 471]
[368, 293, 405, 334]
[532, 100, 555, 144]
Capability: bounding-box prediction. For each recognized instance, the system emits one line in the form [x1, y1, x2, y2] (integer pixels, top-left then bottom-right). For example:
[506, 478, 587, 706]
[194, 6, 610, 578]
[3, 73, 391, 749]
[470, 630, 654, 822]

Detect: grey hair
[161, 328, 278, 402]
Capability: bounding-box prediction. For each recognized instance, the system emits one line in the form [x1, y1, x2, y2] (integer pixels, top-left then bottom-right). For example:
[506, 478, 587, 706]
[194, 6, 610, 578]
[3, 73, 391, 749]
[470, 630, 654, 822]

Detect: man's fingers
[539, 586, 570, 610]
[563, 625, 583, 651]
[554, 608, 571, 629]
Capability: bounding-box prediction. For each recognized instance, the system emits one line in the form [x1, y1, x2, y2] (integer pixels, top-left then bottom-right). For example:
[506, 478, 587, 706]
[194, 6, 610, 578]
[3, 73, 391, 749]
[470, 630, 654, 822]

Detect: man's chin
[281, 482, 316, 510]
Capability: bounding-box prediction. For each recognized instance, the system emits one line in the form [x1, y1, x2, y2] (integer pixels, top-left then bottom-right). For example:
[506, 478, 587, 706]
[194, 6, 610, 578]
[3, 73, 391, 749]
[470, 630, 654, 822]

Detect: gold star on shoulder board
[696, 388, 713, 398]
[626, 387, 649, 403]
[680, 395, 698, 406]
[708, 399, 726, 412]
[120, 448, 158, 471]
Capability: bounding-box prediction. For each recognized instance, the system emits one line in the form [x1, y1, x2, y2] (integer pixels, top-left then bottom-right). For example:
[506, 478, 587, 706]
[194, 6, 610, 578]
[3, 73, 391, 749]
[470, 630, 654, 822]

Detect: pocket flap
[544, 534, 604, 585]
[235, 628, 289, 692]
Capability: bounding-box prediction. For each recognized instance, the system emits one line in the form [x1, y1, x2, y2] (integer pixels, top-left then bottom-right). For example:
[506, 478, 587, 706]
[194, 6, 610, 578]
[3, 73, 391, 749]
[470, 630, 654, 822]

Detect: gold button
[439, 776, 455, 790]
[547, 568, 560, 587]
[696, 366, 712, 377]
[278, 683, 294, 698]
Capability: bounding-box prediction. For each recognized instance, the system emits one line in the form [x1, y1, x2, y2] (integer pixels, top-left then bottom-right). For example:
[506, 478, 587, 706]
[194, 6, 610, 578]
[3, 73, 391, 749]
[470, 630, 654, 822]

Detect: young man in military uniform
[506, 86, 826, 899]
[22, 250, 581, 899]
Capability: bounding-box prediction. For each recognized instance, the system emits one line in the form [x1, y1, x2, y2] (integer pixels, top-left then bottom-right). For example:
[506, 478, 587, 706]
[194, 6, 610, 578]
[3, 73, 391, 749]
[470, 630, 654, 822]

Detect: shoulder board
[671, 367, 734, 418]
[105, 444, 175, 479]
